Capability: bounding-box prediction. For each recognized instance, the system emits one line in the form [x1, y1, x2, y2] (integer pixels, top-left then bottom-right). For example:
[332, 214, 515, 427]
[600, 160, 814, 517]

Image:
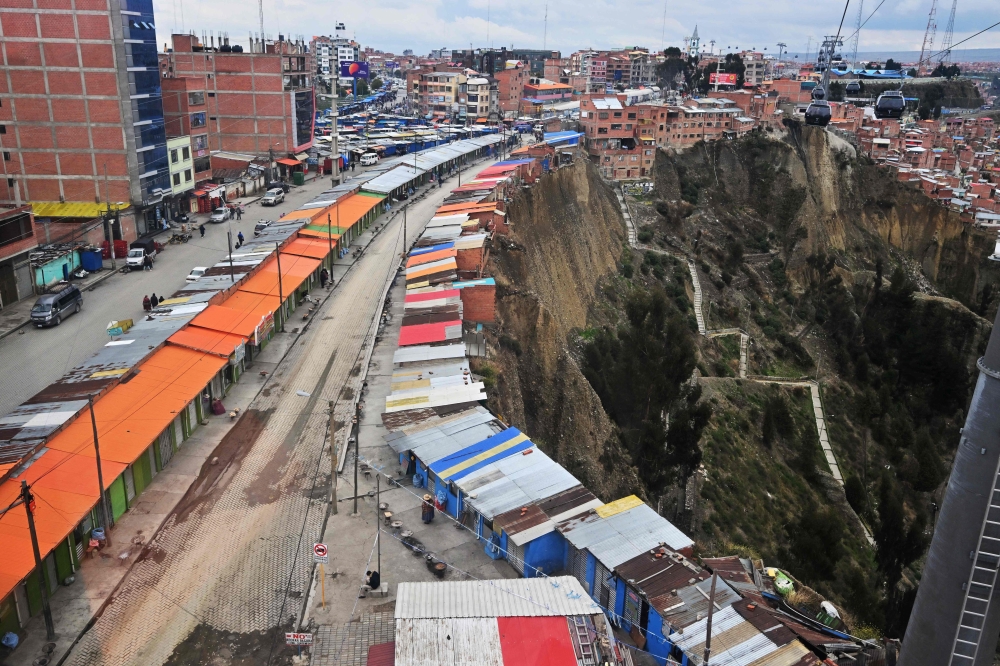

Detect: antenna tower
[543, 4, 548, 51]
[938, 0, 958, 64]
[918, 0, 938, 73]
[849, 0, 864, 68]
[258, 0, 265, 50]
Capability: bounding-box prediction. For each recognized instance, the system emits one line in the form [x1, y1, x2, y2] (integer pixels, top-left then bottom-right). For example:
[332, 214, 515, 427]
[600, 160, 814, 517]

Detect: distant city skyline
[156, 0, 1000, 61]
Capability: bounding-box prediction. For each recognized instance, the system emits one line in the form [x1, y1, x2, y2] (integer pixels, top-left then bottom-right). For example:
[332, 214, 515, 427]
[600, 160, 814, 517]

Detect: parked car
[126, 238, 157, 270]
[261, 188, 285, 206]
[186, 267, 208, 282]
[30, 284, 83, 328]
[254, 221, 272, 237]
[266, 180, 291, 193]
[360, 152, 379, 166]
[209, 207, 228, 223]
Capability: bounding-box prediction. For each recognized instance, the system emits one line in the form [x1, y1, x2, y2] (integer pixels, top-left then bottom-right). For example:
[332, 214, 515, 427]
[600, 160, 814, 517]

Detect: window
[627, 112, 636, 119]
[2, 152, 8, 161]
[170, 149, 178, 163]
[190, 112, 206, 128]
[182, 146, 190, 160]
[208, 92, 216, 97]
[172, 173, 180, 186]
[611, 124, 621, 130]
[625, 124, 632, 130]
[0, 125, 5, 134]
[597, 127, 608, 134]
[192, 135, 208, 151]
[613, 111, 622, 117]
[598, 112, 609, 120]
[184, 169, 192, 182]
[0, 211, 32, 248]
[187, 91, 205, 105]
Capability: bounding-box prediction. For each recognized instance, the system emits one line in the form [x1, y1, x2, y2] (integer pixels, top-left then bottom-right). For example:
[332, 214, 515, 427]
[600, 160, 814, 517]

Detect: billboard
[340, 61, 369, 79]
[709, 72, 738, 86]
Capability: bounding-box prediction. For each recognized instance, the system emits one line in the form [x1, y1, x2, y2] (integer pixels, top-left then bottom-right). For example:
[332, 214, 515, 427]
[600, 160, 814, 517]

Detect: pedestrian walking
[229, 206, 235, 220]
[143, 295, 151, 311]
[149, 293, 159, 308]
[237, 231, 245, 245]
[199, 224, 206, 238]
[421, 494, 435, 524]
[320, 267, 329, 288]
[143, 254, 153, 271]
[236, 206, 242, 220]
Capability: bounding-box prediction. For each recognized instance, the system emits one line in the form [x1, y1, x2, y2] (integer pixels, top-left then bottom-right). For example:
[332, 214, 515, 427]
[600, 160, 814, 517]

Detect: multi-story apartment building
[655, 98, 748, 148]
[159, 34, 314, 167]
[0, 0, 171, 235]
[740, 51, 770, 86]
[309, 26, 361, 89]
[166, 135, 194, 212]
[465, 77, 493, 122]
[629, 50, 654, 87]
[494, 64, 527, 117]
[580, 94, 657, 180]
[160, 76, 212, 184]
[418, 71, 466, 120]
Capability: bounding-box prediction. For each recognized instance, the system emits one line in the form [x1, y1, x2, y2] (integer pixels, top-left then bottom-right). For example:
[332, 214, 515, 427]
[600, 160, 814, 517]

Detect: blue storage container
[80, 250, 103, 272]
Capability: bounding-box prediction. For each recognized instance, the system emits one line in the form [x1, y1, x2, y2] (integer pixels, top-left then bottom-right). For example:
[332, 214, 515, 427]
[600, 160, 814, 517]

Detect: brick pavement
[312, 612, 394, 666]
[60, 177, 471, 666]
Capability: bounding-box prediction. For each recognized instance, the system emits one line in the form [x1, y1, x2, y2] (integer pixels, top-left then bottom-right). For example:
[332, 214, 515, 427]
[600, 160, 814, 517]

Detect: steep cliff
[483, 159, 642, 500]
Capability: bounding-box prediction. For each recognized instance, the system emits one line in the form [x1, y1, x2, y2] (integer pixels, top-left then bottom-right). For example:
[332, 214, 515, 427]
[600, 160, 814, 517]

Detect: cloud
[155, 0, 1000, 57]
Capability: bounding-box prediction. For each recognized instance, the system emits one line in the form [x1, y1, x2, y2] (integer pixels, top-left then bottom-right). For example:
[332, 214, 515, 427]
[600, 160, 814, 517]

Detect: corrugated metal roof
[394, 618, 503, 666]
[653, 574, 742, 631]
[556, 502, 694, 569]
[363, 164, 426, 195]
[383, 383, 486, 413]
[496, 485, 603, 547]
[393, 344, 467, 365]
[394, 576, 600, 619]
[429, 427, 532, 482]
[671, 605, 778, 666]
[458, 446, 582, 521]
[384, 410, 502, 465]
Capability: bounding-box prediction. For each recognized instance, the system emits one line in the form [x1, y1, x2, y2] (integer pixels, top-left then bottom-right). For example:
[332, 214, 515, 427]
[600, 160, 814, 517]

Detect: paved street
[61, 173, 464, 666]
[0, 174, 343, 417]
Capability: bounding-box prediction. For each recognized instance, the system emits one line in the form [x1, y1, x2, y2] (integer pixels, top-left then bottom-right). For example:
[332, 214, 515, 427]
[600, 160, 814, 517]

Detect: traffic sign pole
[320, 563, 326, 609]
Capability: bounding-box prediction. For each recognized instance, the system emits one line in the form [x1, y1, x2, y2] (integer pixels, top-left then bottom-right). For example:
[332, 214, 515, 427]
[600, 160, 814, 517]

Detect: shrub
[638, 228, 654, 243]
[499, 334, 522, 356]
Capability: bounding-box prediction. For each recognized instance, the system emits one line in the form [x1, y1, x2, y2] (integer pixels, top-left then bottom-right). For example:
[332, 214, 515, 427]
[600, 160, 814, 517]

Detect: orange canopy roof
[298, 228, 342, 242]
[436, 201, 498, 215]
[406, 248, 457, 268]
[238, 254, 322, 298]
[169, 325, 246, 357]
[0, 449, 127, 600]
[191, 295, 279, 338]
[284, 237, 332, 259]
[279, 193, 384, 232]
[45, 345, 227, 466]
[406, 258, 457, 280]
[278, 206, 326, 223]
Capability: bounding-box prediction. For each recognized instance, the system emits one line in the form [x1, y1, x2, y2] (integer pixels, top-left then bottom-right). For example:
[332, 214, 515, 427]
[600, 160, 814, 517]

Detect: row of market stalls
[377, 151, 887, 665]
[0, 181, 388, 642]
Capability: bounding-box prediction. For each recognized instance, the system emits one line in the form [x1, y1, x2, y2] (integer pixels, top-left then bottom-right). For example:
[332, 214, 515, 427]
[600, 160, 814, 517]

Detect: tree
[371, 77, 383, 89]
[828, 81, 845, 102]
[657, 47, 693, 90]
[931, 63, 961, 79]
[356, 78, 370, 96]
[907, 68, 918, 78]
[582, 288, 708, 492]
[884, 58, 903, 71]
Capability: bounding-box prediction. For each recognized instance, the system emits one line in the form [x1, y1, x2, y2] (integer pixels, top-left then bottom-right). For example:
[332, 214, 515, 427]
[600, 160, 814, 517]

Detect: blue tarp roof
[543, 131, 584, 145]
[428, 427, 532, 482]
[453, 277, 496, 289]
[494, 159, 535, 166]
[410, 242, 455, 255]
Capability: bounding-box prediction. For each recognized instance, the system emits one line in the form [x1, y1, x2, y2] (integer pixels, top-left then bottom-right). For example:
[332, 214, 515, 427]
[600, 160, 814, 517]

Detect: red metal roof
[405, 288, 460, 303]
[497, 617, 578, 666]
[365, 641, 395, 666]
[398, 320, 462, 346]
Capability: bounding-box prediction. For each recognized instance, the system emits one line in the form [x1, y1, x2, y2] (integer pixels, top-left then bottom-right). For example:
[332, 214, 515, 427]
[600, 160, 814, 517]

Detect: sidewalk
[3, 195, 430, 666]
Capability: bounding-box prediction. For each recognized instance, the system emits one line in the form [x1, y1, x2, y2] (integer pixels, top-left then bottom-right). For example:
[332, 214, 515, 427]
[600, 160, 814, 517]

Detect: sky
[156, 0, 1000, 62]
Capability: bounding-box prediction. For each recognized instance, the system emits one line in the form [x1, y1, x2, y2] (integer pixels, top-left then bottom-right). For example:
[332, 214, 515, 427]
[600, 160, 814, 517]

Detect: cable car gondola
[805, 100, 832, 127]
[845, 81, 861, 95]
[811, 86, 827, 101]
[874, 90, 905, 119]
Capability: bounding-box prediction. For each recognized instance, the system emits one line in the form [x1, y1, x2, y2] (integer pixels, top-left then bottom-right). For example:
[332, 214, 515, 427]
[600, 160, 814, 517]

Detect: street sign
[285, 632, 313, 646]
[313, 543, 329, 563]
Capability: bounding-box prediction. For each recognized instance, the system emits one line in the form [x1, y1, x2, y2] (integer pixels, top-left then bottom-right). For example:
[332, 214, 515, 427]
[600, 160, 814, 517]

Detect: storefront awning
[277, 158, 301, 167]
[294, 152, 310, 161]
[31, 202, 127, 218]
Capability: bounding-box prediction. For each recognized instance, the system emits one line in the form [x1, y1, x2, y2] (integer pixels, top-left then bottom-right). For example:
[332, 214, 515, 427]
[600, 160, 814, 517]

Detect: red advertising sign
[709, 72, 738, 86]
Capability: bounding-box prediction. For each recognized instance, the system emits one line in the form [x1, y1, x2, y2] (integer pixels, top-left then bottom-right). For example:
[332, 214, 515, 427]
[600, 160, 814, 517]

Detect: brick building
[0, 0, 171, 235]
[160, 76, 212, 184]
[417, 70, 466, 120]
[494, 64, 527, 118]
[0, 206, 37, 306]
[580, 94, 657, 180]
[159, 33, 314, 171]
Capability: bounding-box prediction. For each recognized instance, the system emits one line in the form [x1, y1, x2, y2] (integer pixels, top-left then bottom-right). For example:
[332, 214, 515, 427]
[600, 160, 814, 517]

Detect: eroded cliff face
[655, 126, 999, 306]
[484, 159, 642, 500]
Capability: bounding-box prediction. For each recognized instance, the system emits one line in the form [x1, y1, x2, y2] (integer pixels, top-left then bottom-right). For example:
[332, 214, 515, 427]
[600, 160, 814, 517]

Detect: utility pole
[88, 396, 112, 547]
[703, 572, 718, 666]
[275, 242, 285, 331]
[21, 481, 56, 640]
[376, 473, 381, 572]
[103, 165, 116, 270]
[543, 4, 548, 52]
[330, 400, 338, 514]
[352, 402, 361, 515]
[402, 202, 408, 256]
[327, 213, 333, 267]
[227, 231, 235, 282]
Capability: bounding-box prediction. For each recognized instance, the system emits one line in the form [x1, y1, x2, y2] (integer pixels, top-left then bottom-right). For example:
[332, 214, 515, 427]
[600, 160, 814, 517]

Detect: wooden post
[320, 562, 326, 609]
[88, 396, 112, 547]
[21, 481, 56, 640]
[703, 572, 718, 666]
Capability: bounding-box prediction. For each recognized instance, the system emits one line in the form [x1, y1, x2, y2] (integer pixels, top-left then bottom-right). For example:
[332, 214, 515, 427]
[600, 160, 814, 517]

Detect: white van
[360, 153, 379, 167]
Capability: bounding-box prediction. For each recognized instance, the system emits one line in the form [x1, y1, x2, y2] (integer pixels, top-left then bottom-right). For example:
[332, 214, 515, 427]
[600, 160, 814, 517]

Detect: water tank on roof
[232, 44, 244, 53]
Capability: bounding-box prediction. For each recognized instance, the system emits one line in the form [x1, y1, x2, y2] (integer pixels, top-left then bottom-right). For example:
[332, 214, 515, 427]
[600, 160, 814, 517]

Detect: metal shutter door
[573, 547, 589, 593]
[158, 428, 173, 468]
[508, 539, 525, 575]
